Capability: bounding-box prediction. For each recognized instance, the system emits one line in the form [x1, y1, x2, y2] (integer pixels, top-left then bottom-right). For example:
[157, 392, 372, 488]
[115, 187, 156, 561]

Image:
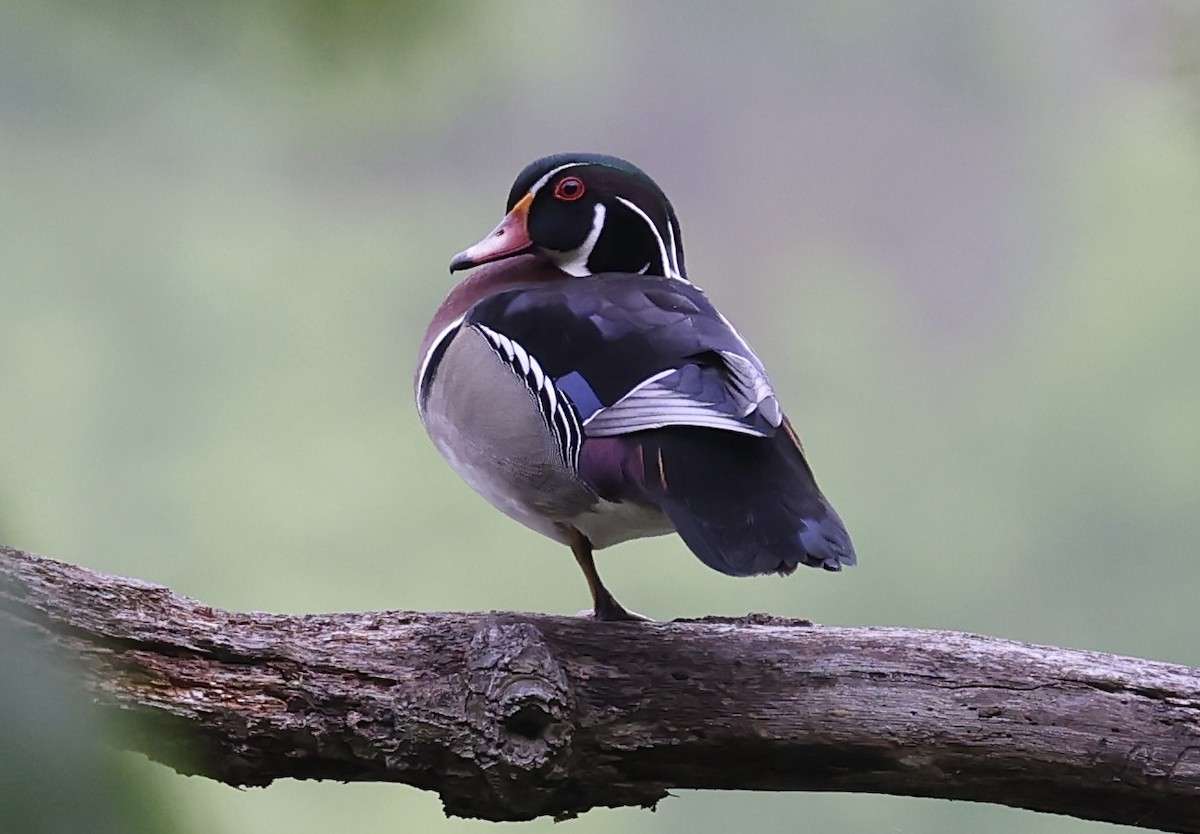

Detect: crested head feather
[509, 153, 688, 282]
[507, 153, 663, 210]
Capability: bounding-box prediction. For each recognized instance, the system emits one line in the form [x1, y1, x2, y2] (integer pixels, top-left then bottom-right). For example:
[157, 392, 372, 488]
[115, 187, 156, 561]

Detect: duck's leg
[563, 526, 651, 622]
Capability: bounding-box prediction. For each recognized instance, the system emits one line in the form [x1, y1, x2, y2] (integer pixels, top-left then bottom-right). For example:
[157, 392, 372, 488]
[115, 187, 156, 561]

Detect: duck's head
[449, 153, 686, 281]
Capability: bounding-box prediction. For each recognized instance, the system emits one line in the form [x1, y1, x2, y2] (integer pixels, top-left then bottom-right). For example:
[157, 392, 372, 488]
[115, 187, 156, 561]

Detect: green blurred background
[2, 1, 1198, 832]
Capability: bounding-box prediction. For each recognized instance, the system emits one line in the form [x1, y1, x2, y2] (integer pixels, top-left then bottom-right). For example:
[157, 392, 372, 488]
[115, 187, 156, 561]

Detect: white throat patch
[546, 203, 607, 277]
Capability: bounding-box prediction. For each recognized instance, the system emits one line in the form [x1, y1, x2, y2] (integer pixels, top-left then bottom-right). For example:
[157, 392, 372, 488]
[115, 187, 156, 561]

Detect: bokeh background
[2, 1, 1199, 832]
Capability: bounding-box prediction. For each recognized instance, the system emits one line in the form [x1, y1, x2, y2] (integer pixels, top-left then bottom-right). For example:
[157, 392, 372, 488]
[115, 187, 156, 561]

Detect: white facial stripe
[523, 162, 688, 283]
[614, 195, 687, 283]
[548, 203, 607, 277]
[527, 162, 584, 198]
[664, 215, 681, 276]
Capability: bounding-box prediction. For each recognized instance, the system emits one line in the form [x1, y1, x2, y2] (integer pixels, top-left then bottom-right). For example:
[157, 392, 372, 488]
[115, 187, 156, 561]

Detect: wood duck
[416, 153, 855, 620]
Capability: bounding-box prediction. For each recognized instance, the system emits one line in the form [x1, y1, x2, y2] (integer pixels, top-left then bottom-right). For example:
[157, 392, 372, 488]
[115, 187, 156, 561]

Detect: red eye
[553, 176, 585, 201]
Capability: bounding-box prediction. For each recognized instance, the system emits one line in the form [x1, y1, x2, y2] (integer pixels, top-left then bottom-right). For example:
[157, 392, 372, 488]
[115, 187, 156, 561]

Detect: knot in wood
[464, 619, 573, 770]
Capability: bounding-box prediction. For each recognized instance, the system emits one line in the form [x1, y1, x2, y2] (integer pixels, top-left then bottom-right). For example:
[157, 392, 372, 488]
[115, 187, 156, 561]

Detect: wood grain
[2, 545, 1198, 829]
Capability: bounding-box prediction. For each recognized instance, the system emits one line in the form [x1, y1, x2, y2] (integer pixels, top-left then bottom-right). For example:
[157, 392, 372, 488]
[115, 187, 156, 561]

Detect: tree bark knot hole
[503, 703, 554, 740]
[465, 620, 574, 768]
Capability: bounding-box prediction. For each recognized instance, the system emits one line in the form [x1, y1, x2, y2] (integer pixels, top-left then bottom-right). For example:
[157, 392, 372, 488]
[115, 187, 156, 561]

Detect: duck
[416, 153, 855, 621]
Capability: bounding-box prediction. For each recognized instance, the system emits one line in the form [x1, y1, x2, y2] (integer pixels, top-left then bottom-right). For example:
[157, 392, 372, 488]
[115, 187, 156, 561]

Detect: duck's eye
[553, 176, 585, 201]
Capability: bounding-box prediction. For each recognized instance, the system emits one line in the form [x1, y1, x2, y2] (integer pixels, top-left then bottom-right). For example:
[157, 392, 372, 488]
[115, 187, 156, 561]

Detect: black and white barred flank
[472, 323, 583, 471]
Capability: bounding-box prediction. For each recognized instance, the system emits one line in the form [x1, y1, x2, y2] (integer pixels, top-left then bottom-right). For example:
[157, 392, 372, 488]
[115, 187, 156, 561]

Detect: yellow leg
[563, 526, 648, 622]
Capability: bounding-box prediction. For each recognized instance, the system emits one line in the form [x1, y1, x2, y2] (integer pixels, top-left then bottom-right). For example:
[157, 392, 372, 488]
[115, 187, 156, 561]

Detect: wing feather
[465, 274, 782, 441]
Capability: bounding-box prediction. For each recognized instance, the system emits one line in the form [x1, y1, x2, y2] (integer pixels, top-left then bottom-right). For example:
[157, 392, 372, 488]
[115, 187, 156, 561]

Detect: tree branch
[1, 545, 1198, 829]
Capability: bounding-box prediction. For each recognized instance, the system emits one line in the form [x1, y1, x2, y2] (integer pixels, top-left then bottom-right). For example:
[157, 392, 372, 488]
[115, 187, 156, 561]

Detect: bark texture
[2, 544, 1198, 829]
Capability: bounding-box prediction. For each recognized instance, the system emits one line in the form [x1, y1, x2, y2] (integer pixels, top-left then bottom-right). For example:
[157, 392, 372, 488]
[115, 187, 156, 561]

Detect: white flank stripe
[416, 314, 465, 407]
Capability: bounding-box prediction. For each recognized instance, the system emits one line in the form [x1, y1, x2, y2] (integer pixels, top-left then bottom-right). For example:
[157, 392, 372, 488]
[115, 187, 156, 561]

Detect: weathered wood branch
[1, 545, 1198, 829]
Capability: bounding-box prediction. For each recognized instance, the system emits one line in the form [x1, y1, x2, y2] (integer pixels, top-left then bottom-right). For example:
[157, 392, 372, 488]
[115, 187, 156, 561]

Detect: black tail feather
[636, 426, 855, 577]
